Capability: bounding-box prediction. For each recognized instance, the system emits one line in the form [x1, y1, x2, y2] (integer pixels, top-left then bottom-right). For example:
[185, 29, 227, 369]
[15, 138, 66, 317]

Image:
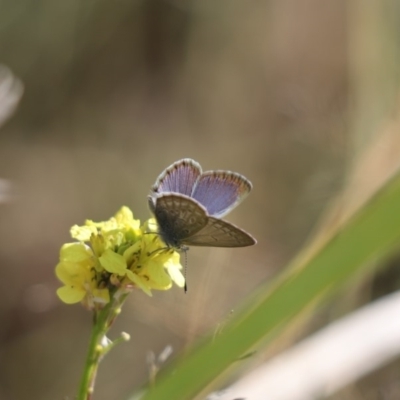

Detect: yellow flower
[55, 208, 184, 308]
[55, 243, 110, 307]
[125, 219, 185, 295]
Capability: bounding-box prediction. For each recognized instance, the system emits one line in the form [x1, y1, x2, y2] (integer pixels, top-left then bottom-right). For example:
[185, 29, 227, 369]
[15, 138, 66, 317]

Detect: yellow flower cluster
[55, 207, 184, 308]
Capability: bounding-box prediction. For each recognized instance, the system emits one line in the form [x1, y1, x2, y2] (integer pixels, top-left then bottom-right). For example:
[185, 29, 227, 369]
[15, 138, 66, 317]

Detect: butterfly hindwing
[181, 216, 256, 247]
[154, 194, 209, 247]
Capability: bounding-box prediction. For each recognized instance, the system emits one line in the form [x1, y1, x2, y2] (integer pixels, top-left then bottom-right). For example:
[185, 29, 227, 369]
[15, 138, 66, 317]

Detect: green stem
[77, 301, 115, 400]
[76, 292, 131, 400]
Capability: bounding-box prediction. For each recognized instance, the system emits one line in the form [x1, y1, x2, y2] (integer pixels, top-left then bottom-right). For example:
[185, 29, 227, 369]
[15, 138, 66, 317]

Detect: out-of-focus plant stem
[77, 297, 125, 400]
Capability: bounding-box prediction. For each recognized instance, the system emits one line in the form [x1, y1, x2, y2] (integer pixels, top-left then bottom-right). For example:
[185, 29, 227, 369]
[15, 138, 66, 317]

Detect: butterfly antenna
[184, 248, 188, 293]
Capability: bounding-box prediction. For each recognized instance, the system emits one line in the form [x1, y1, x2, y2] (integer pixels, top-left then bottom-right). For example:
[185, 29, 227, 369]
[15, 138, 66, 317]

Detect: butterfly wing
[154, 194, 209, 248]
[181, 216, 256, 247]
[151, 158, 202, 196]
[191, 171, 252, 218]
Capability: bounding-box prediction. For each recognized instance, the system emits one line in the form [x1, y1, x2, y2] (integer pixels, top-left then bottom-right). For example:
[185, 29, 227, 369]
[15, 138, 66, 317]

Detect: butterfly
[148, 158, 256, 249]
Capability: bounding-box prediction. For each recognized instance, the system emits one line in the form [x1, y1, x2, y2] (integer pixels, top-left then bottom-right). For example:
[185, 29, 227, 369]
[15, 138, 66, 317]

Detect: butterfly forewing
[154, 194, 209, 247]
[152, 159, 202, 196]
[191, 171, 252, 218]
[182, 216, 256, 247]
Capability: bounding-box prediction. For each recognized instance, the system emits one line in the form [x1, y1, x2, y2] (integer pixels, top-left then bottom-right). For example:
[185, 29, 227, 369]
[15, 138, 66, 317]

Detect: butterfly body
[149, 159, 256, 249]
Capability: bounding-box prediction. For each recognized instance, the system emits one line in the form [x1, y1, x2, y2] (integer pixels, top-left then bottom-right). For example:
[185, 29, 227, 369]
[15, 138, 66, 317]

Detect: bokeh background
[1, 1, 399, 399]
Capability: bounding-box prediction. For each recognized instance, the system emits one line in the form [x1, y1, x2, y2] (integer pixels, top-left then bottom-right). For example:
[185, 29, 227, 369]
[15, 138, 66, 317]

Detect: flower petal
[60, 243, 93, 263]
[55, 261, 90, 285]
[57, 286, 86, 304]
[123, 241, 141, 261]
[99, 249, 127, 275]
[166, 264, 185, 288]
[145, 261, 172, 289]
[126, 270, 153, 296]
[70, 225, 97, 241]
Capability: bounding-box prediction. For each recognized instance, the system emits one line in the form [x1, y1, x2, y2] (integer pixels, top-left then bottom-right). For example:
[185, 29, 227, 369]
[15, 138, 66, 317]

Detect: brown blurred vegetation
[1, 1, 398, 399]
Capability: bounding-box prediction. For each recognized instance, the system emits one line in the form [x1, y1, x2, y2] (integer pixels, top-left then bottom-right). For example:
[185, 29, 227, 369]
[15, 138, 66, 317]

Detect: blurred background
[1, 1, 400, 399]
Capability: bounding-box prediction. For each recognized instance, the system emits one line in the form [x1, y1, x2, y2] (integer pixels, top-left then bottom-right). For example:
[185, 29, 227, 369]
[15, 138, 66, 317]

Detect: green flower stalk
[55, 206, 184, 400]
